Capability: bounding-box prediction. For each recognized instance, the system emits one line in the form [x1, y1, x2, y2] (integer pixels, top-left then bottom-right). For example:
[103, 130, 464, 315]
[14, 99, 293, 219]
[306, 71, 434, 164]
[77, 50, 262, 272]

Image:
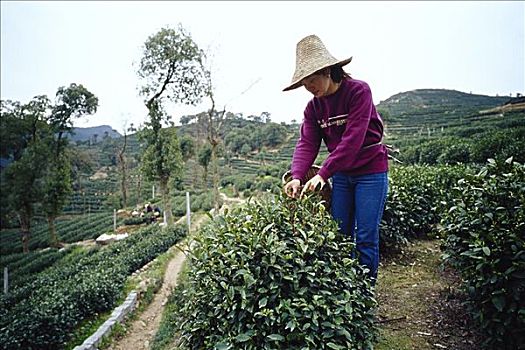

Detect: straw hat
[283, 34, 352, 92]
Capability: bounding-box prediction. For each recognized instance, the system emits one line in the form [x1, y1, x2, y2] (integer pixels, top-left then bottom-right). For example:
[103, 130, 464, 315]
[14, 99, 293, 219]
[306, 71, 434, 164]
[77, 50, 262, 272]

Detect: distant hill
[377, 89, 511, 119]
[375, 89, 522, 143]
[68, 125, 121, 143]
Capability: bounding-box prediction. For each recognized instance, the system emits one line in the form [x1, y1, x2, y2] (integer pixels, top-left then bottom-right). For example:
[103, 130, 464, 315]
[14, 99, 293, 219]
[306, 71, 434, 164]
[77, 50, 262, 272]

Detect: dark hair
[330, 65, 350, 83]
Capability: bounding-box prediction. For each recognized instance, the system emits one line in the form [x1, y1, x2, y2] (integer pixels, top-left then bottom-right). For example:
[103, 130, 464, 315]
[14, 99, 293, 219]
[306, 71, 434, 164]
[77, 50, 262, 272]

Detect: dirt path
[107, 247, 187, 350]
[375, 239, 481, 350]
[107, 214, 206, 350]
[107, 196, 246, 350]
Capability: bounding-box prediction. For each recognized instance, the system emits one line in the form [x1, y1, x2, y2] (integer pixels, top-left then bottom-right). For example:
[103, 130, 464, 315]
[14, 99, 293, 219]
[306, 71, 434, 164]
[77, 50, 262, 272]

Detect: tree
[198, 144, 212, 185]
[180, 115, 196, 125]
[137, 24, 207, 225]
[42, 84, 98, 247]
[179, 134, 195, 161]
[41, 155, 72, 247]
[197, 55, 228, 212]
[1, 96, 50, 252]
[240, 143, 251, 160]
[141, 127, 183, 223]
[117, 123, 135, 209]
[262, 123, 288, 148]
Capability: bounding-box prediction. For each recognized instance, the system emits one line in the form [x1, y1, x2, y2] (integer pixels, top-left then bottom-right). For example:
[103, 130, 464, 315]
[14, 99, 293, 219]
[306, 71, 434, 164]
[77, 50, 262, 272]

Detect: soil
[375, 239, 482, 349]
[107, 244, 189, 350]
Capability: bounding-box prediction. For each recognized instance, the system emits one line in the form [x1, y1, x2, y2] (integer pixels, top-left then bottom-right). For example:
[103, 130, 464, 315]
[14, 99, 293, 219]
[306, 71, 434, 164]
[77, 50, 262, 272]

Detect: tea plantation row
[0, 211, 125, 255]
[0, 224, 187, 350]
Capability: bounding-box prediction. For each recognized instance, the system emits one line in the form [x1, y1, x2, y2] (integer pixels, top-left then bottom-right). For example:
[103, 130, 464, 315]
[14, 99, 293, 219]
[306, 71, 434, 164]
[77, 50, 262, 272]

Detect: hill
[376, 89, 523, 143]
[68, 125, 122, 143]
[377, 89, 510, 117]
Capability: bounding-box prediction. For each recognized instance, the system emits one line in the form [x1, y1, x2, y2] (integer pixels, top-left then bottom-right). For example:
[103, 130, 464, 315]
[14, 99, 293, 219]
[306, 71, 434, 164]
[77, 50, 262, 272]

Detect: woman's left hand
[300, 174, 326, 198]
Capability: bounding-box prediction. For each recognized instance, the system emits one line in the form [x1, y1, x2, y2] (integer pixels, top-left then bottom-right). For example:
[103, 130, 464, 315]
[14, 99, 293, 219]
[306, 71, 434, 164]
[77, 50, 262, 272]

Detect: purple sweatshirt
[291, 78, 388, 182]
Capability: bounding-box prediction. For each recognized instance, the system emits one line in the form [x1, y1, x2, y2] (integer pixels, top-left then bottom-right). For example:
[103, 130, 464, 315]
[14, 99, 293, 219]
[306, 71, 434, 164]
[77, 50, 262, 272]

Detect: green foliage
[1, 84, 98, 248]
[171, 191, 221, 215]
[0, 247, 74, 288]
[179, 134, 195, 161]
[0, 212, 125, 255]
[441, 158, 525, 349]
[397, 126, 525, 165]
[140, 127, 183, 184]
[0, 97, 51, 239]
[123, 216, 148, 225]
[137, 25, 206, 105]
[469, 127, 525, 164]
[170, 195, 377, 349]
[51, 83, 98, 125]
[0, 224, 187, 350]
[379, 164, 468, 254]
[198, 144, 212, 169]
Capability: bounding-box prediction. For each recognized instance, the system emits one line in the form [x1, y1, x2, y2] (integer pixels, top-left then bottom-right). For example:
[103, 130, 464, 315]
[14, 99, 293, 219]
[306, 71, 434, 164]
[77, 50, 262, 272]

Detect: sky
[1, 1, 524, 134]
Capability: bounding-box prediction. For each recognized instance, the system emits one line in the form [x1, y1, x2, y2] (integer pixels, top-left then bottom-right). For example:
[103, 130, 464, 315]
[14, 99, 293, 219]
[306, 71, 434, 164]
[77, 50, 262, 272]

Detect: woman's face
[301, 71, 332, 97]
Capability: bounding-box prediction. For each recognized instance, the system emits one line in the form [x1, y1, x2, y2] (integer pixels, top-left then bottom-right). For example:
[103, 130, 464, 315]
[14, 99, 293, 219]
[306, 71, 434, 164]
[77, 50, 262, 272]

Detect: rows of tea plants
[440, 158, 525, 349]
[0, 211, 124, 255]
[162, 159, 522, 349]
[0, 247, 75, 289]
[0, 224, 187, 350]
[375, 159, 524, 348]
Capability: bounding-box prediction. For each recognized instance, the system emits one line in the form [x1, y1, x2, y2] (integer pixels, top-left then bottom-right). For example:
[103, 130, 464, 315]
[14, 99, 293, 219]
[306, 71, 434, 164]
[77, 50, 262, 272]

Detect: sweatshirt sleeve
[290, 103, 321, 183]
[317, 83, 374, 181]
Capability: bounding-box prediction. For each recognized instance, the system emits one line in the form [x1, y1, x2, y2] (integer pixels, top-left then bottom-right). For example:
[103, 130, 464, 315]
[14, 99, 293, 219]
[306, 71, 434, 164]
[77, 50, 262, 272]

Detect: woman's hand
[284, 179, 302, 198]
[300, 174, 326, 197]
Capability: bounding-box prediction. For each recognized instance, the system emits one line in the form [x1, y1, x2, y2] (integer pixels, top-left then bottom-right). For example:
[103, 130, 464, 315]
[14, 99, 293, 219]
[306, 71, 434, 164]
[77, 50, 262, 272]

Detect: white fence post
[152, 185, 155, 200]
[113, 209, 117, 232]
[4, 267, 8, 295]
[186, 191, 191, 233]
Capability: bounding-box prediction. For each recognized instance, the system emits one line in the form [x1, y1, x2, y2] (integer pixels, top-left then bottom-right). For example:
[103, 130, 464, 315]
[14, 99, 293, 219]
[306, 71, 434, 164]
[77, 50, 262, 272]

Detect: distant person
[282, 34, 389, 284]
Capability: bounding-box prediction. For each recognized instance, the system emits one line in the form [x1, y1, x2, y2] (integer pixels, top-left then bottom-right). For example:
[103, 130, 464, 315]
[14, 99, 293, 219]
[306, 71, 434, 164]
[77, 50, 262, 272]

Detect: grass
[375, 239, 442, 349]
[374, 239, 480, 350]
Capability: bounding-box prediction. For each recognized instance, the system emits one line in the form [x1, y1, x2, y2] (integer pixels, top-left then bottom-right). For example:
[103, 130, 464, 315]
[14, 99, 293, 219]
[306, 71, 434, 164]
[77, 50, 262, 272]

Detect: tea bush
[380, 164, 468, 254]
[170, 195, 377, 350]
[441, 158, 525, 349]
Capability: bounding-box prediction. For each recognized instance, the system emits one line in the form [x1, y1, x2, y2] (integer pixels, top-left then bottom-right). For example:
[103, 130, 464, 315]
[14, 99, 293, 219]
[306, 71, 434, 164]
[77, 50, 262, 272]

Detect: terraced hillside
[377, 89, 522, 144]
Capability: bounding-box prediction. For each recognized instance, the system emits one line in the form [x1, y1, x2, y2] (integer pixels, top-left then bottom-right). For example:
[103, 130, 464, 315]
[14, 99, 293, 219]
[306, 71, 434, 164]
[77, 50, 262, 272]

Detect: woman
[283, 34, 389, 284]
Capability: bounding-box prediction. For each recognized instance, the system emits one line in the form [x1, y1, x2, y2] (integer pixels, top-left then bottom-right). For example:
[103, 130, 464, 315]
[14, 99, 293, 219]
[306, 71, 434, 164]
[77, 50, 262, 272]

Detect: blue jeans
[330, 171, 388, 283]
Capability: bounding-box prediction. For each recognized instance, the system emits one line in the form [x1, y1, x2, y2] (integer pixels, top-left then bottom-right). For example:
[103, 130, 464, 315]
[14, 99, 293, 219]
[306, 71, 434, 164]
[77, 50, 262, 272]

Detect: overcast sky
[1, 1, 524, 133]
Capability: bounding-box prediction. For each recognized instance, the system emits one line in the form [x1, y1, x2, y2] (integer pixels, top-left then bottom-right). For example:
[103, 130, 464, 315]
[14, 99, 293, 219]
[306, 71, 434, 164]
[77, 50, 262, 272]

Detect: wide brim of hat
[282, 56, 353, 92]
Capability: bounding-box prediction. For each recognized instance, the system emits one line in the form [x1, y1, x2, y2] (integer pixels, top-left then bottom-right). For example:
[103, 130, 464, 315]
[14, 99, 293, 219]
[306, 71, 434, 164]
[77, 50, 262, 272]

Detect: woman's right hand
[284, 179, 302, 198]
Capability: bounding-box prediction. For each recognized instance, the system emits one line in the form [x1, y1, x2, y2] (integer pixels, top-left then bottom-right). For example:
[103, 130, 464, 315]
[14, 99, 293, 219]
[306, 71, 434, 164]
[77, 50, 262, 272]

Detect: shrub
[169, 195, 377, 349]
[380, 164, 468, 254]
[437, 142, 472, 164]
[470, 127, 525, 164]
[441, 158, 525, 349]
